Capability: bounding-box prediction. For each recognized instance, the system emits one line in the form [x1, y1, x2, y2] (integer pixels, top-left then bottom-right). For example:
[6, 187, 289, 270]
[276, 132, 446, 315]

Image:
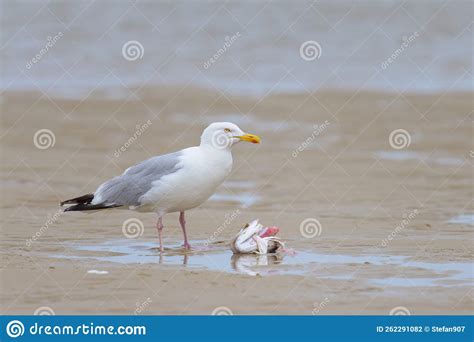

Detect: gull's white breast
[138, 146, 233, 214]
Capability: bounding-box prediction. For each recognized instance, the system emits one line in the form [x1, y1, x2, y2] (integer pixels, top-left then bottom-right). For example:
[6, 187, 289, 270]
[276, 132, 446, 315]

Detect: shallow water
[209, 192, 260, 208]
[448, 214, 474, 226]
[2, 1, 472, 98]
[374, 151, 465, 167]
[49, 239, 473, 287]
[209, 180, 260, 208]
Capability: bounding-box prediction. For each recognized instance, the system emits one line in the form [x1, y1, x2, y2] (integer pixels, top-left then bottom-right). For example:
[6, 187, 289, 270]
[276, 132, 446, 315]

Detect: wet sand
[0, 88, 473, 314]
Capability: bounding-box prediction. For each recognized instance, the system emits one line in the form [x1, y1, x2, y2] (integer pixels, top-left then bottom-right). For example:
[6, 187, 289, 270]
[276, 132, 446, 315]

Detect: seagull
[60, 122, 260, 252]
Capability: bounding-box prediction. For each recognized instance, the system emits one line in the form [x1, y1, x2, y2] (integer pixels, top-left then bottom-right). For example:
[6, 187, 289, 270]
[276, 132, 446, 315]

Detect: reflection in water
[48, 239, 473, 286]
[157, 252, 189, 266]
[231, 253, 284, 276]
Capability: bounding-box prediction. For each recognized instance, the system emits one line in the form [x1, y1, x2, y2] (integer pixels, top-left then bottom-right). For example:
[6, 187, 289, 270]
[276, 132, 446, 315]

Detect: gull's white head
[200, 122, 261, 149]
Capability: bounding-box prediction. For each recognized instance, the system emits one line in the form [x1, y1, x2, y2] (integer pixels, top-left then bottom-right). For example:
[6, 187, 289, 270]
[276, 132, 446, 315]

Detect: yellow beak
[237, 133, 261, 144]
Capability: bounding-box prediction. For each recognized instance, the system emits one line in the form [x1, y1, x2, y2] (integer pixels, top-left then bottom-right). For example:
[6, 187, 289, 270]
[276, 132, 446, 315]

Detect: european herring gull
[60, 122, 261, 251]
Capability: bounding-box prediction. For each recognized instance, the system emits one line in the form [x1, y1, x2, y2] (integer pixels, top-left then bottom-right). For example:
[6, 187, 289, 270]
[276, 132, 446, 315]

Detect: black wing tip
[60, 193, 123, 212]
[60, 193, 94, 206]
[63, 203, 122, 212]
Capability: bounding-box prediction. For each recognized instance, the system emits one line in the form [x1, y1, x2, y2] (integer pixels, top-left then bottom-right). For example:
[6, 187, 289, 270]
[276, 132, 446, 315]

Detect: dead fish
[230, 219, 285, 254]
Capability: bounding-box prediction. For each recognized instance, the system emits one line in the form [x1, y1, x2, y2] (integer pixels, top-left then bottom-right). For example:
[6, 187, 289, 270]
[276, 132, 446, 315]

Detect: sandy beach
[1, 87, 472, 314]
[1, 0, 473, 316]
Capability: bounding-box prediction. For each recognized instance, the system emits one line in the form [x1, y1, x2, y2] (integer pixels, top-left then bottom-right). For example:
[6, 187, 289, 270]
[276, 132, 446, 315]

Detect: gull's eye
[224, 128, 231, 133]
[244, 223, 249, 228]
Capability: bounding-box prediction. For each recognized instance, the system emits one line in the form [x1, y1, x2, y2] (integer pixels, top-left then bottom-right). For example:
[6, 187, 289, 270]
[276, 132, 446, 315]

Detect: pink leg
[156, 217, 164, 252]
[179, 211, 191, 250]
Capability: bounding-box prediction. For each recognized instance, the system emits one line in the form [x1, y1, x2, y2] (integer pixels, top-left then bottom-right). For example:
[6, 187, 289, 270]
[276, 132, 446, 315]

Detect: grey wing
[94, 151, 183, 206]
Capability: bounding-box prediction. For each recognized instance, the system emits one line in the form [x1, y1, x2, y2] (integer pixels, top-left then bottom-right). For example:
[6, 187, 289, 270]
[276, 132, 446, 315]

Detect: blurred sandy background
[1, 0, 472, 314]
